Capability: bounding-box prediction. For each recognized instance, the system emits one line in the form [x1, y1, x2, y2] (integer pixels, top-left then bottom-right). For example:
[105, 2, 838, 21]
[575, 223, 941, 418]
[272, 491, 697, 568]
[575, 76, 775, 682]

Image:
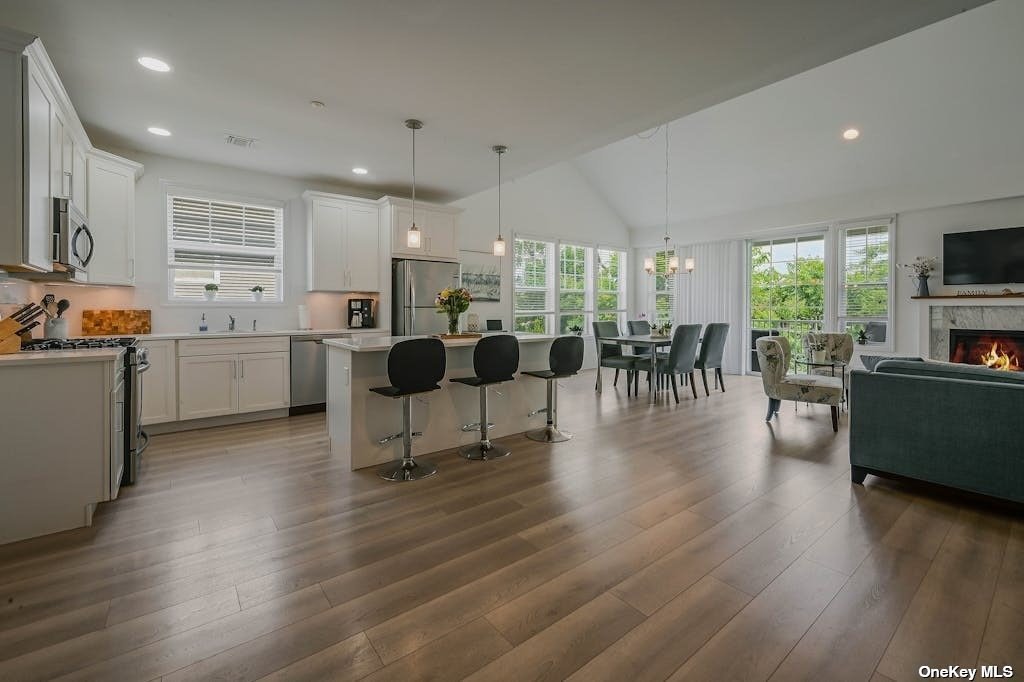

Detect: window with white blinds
[652, 249, 676, 325]
[596, 247, 627, 329]
[513, 238, 555, 333]
[838, 221, 891, 345]
[167, 194, 284, 302]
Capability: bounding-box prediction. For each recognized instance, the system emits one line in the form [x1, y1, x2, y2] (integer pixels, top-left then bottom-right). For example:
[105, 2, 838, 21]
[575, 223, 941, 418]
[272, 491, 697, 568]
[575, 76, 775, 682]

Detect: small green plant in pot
[250, 285, 264, 302]
[568, 324, 583, 336]
[203, 283, 219, 301]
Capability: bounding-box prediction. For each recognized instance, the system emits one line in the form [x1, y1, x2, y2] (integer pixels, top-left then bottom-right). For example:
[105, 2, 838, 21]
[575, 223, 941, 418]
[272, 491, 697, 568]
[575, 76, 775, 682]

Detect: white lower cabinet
[141, 340, 177, 424]
[179, 355, 238, 420]
[177, 337, 290, 421]
[237, 351, 290, 412]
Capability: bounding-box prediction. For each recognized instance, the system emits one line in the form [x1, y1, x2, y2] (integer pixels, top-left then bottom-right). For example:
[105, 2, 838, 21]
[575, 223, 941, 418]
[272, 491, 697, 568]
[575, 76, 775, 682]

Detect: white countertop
[324, 332, 557, 352]
[0, 347, 125, 366]
[128, 328, 387, 341]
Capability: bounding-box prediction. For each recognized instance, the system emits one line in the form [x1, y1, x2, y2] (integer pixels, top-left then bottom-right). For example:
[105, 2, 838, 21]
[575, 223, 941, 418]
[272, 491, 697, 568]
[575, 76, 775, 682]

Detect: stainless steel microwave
[52, 197, 92, 280]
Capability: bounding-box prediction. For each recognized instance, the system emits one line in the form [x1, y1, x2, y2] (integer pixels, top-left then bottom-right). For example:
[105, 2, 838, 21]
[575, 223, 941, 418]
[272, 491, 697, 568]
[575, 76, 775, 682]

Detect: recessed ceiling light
[842, 128, 861, 141]
[138, 56, 171, 72]
[147, 126, 171, 137]
[310, 100, 325, 109]
[352, 167, 368, 175]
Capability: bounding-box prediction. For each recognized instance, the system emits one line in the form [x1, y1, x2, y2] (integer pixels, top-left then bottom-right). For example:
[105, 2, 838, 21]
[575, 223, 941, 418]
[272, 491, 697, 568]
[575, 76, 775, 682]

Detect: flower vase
[812, 349, 827, 363]
[447, 313, 459, 335]
[204, 290, 217, 301]
[916, 275, 930, 298]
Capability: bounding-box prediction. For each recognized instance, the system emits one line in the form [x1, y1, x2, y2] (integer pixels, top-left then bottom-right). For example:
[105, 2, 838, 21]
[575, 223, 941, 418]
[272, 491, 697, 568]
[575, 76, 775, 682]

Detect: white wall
[452, 160, 630, 368]
[40, 150, 382, 335]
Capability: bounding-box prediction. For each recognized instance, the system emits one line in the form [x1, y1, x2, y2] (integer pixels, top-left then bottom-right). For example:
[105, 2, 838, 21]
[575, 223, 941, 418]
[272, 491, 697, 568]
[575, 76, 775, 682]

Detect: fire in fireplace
[949, 329, 1023, 371]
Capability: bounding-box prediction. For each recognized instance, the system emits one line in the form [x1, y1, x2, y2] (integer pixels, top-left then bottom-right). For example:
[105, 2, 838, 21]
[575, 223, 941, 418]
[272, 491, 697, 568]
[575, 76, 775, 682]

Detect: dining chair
[627, 319, 657, 392]
[656, 324, 702, 403]
[694, 322, 730, 396]
[592, 321, 639, 396]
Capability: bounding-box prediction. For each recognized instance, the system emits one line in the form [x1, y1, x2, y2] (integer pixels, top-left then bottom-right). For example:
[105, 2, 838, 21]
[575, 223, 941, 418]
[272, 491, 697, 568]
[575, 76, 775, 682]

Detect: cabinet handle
[240, 359, 245, 379]
[130, 258, 135, 279]
[63, 171, 72, 198]
[233, 360, 236, 379]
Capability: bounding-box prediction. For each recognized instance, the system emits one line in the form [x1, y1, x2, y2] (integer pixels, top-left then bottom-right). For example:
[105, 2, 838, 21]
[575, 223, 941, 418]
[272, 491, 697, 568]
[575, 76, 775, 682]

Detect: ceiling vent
[225, 134, 257, 148]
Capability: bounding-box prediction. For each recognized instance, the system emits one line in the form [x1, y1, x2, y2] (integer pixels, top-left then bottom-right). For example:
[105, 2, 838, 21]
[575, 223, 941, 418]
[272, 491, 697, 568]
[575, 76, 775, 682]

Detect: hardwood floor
[0, 372, 1020, 681]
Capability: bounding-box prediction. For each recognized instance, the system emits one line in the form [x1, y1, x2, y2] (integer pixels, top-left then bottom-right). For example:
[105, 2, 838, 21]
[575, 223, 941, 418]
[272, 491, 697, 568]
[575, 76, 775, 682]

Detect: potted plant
[653, 322, 672, 338]
[899, 256, 939, 297]
[250, 285, 264, 302]
[568, 324, 583, 336]
[435, 287, 472, 335]
[806, 333, 828, 363]
[203, 283, 219, 301]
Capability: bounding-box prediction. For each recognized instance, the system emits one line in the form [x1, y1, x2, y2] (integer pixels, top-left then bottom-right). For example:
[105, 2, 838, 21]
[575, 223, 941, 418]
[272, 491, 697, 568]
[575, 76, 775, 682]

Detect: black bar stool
[450, 334, 520, 460]
[370, 338, 446, 481]
[524, 336, 584, 443]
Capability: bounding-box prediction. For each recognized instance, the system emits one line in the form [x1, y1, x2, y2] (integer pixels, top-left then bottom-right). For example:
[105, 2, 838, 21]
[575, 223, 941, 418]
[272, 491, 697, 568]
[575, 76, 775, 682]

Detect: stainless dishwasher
[290, 333, 347, 414]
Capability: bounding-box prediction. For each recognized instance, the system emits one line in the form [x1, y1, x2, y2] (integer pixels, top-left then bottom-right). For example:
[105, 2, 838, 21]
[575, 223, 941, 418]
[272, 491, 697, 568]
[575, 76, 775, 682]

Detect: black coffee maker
[347, 298, 374, 328]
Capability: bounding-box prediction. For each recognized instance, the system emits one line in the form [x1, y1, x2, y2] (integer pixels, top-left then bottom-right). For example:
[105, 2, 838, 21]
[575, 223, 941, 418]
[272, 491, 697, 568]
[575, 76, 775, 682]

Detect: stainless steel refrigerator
[392, 259, 462, 335]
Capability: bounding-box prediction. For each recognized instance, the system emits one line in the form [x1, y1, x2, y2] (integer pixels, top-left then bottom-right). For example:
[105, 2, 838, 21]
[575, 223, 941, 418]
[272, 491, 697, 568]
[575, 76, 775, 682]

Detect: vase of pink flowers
[435, 287, 473, 335]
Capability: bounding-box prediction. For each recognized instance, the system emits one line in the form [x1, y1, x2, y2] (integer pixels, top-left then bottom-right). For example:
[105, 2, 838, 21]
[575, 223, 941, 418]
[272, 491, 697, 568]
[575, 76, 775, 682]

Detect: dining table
[596, 334, 675, 404]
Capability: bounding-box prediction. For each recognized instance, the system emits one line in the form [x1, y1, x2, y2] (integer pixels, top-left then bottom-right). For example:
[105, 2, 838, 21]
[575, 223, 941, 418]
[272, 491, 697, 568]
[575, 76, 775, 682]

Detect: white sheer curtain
[675, 239, 746, 374]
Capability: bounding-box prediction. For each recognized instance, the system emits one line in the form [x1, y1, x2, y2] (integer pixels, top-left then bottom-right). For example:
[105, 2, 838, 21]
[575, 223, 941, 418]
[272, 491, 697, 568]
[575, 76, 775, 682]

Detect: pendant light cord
[497, 150, 502, 239]
[664, 124, 670, 249]
[411, 125, 416, 225]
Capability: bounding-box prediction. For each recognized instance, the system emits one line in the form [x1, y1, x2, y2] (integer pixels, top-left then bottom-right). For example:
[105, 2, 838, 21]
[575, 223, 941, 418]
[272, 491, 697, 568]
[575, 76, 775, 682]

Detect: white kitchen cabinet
[177, 337, 290, 420]
[381, 196, 461, 261]
[86, 151, 143, 285]
[141, 340, 177, 424]
[304, 191, 381, 292]
[178, 354, 238, 420]
[238, 351, 290, 412]
[71, 141, 87, 212]
[0, 29, 92, 274]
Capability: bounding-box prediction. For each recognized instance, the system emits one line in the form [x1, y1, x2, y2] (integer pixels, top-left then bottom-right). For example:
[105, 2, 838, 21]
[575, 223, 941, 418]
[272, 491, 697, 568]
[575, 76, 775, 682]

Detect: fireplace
[949, 329, 1024, 371]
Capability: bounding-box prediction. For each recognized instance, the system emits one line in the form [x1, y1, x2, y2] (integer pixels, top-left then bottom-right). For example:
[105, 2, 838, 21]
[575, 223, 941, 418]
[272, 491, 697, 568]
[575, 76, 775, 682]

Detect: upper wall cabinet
[381, 196, 461, 262]
[87, 151, 143, 286]
[304, 191, 382, 292]
[0, 29, 93, 274]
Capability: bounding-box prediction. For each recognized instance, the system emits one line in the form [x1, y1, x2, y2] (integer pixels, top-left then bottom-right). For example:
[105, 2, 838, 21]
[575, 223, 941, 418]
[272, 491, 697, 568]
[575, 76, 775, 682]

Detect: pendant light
[405, 119, 423, 249]
[492, 145, 508, 256]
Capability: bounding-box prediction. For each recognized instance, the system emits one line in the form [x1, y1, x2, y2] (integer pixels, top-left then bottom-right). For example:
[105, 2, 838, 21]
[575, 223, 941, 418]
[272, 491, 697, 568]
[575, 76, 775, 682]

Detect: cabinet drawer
[178, 336, 289, 357]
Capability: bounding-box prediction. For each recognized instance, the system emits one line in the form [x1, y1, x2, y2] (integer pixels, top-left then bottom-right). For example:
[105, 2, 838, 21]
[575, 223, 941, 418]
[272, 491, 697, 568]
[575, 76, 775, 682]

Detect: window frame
[836, 217, 895, 352]
[164, 184, 286, 306]
[513, 232, 629, 335]
[512, 236, 557, 333]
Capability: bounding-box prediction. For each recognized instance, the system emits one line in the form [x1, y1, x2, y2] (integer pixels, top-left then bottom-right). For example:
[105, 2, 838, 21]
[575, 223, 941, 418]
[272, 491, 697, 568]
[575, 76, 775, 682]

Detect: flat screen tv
[943, 226, 1024, 285]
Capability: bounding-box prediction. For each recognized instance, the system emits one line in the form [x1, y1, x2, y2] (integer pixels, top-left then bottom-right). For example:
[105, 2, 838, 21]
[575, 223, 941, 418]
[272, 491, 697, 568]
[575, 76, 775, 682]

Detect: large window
[513, 238, 555, 332]
[514, 238, 627, 334]
[839, 221, 891, 345]
[651, 249, 676, 325]
[597, 248, 627, 329]
[167, 192, 284, 302]
[749, 234, 826, 359]
[558, 243, 593, 334]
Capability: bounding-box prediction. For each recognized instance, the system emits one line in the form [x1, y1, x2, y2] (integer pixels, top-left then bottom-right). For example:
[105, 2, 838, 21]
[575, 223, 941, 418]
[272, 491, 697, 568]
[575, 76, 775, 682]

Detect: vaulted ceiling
[0, 0, 990, 201]
[574, 0, 1023, 231]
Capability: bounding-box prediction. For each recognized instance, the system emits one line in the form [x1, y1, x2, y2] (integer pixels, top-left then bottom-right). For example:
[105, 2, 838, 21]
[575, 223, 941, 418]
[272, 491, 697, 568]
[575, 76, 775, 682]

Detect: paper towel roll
[297, 304, 311, 330]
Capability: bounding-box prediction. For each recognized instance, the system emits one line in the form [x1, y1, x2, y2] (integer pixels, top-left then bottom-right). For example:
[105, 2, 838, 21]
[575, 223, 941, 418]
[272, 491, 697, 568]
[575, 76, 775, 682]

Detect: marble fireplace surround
[928, 304, 1024, 361]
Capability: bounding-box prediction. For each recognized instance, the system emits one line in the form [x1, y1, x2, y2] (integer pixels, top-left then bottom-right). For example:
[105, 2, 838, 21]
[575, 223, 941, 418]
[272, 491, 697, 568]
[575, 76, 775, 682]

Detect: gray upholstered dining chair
[694, 322, 730, 396]
[592, 321, 639, 396]
[656, 324, 702, 403]
[627, 319, 656, 393]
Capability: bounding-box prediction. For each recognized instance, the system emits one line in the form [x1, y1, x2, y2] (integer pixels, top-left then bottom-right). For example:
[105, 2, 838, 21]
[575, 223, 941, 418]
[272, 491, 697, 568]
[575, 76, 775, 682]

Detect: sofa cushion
[860, 355, 922, 371]
[874, 359, 1024, 386]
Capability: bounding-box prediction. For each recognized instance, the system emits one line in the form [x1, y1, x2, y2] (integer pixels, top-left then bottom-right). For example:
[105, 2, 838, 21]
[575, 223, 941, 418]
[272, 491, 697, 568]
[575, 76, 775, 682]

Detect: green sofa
[849, 359, 1024, 503]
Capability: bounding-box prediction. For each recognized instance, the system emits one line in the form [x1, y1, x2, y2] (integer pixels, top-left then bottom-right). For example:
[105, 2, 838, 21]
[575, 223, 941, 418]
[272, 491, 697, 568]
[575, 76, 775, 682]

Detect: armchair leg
[830, 405, 839, 432]
[851, 465, 868, 485]
[689, 372, 698, 399]
[765, 398, 775, 422]
[701, 369, 710, 397]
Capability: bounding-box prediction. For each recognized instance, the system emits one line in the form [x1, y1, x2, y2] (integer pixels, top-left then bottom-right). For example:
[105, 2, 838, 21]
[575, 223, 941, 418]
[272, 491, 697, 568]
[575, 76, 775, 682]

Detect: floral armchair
[802, 332, 854, 375]
[755, 336, 844, 431]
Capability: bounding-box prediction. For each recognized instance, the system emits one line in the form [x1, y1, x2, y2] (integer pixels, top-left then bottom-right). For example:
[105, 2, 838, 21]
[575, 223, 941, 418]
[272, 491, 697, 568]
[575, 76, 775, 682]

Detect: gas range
[22, 337, 138, 351]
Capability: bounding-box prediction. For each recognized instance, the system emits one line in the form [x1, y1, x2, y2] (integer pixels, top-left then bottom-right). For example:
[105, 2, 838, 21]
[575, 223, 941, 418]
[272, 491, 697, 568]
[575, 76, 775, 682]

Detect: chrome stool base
[526, 426, 573, 443]
[460, 441, 511, 460]
[378, 458, 438, 482]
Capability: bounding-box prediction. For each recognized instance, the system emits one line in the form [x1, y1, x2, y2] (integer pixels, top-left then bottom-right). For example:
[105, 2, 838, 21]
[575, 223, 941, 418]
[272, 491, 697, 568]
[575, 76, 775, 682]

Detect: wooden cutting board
[81, 309, 152, 336]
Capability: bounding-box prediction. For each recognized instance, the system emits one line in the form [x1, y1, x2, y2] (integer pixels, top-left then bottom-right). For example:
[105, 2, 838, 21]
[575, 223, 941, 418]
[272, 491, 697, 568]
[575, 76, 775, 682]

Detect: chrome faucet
[228, 315, 236, 331]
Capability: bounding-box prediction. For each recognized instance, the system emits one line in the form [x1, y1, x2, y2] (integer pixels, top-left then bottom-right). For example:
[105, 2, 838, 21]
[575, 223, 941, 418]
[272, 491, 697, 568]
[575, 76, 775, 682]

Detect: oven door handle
[135, 429, 150, 457]
[137, 359, 151, 374]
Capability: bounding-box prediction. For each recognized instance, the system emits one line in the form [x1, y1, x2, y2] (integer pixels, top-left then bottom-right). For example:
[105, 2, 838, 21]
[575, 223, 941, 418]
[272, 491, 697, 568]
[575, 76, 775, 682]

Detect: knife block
[0, 316, 29, 354]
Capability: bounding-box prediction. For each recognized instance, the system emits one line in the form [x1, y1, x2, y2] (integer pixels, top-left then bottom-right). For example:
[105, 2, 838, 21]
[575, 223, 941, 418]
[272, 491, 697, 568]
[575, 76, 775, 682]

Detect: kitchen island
[325, 333, 557, 470]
